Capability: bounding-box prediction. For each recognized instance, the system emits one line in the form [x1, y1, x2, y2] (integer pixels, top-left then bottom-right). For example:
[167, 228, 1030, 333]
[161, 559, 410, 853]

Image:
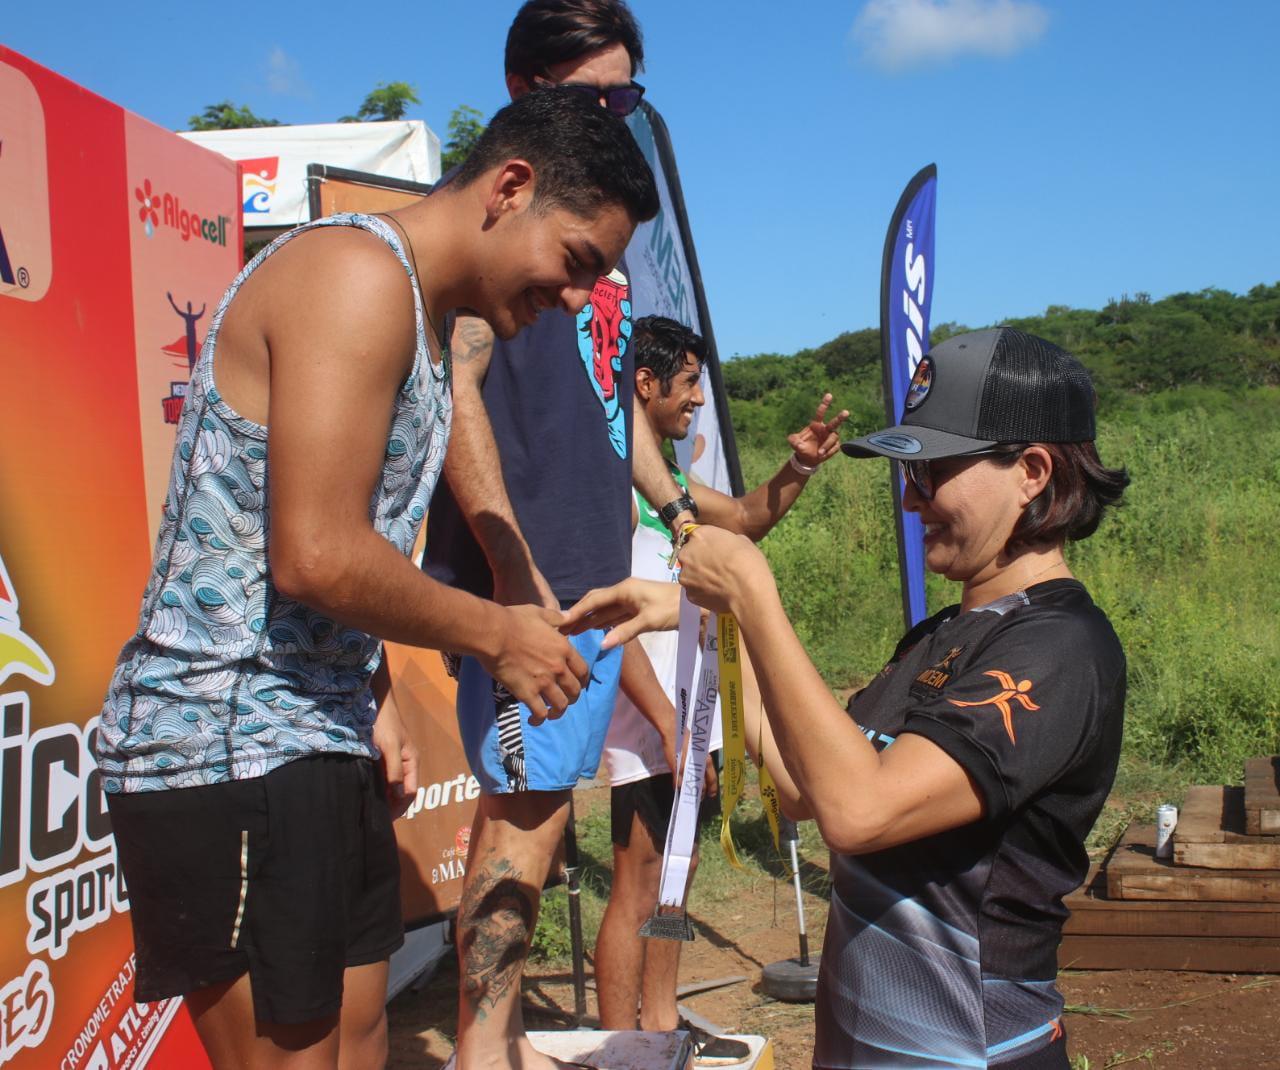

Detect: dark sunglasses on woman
[902, 445, 1026, 501]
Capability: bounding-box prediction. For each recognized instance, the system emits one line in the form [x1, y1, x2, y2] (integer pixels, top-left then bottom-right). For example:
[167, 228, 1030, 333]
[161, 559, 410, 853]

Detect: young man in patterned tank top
[97, 90, 657, 1069]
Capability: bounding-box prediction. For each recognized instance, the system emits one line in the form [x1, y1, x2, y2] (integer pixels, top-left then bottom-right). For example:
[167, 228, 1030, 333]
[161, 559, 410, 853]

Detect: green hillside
[725, 284, 1280, 789]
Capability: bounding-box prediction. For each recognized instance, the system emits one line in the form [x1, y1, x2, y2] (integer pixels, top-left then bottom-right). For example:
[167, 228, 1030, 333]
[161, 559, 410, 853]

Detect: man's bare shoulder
[246, 223, 418, 359]
[260, 224, 410, 304]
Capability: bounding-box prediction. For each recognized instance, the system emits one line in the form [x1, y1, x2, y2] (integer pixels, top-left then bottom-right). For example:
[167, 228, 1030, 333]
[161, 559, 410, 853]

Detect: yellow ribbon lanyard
[716, 614, 782, 867]
[669, 523, 783, 866]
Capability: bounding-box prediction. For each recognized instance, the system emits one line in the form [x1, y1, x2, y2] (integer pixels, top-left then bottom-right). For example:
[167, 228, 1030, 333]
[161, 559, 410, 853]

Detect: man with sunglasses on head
[423, 4, 694, 1068]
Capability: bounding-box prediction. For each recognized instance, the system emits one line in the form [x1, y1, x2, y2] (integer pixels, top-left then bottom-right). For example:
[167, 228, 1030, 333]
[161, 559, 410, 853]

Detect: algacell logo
[132, 176, 232, 246]
[0, 61, 53, 303]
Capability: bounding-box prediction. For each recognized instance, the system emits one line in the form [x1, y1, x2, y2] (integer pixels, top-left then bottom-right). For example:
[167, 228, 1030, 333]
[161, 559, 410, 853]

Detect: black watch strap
[658, 493, 698, 529]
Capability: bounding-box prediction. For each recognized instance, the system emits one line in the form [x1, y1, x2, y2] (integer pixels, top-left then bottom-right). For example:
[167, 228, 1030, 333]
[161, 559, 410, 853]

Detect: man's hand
[481, 604, 589, 724]
[372, 694, 419, 820]
[787, 393, 850, 469]
[561, 578, 681, 649]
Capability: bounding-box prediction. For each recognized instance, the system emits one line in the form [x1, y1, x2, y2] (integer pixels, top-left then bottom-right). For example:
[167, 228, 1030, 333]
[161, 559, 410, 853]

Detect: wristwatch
[658, 493, 698, 529]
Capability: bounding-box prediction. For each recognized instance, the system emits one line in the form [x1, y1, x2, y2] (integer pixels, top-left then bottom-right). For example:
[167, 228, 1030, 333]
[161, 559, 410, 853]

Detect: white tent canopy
[181, 120, 441, 229]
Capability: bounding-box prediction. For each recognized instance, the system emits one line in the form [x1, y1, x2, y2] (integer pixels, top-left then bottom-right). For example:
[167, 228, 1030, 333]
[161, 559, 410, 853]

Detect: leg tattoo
[458, 857, 536, 1021]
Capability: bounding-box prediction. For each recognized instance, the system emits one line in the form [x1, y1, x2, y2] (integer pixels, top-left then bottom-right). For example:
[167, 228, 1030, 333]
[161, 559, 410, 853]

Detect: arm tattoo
[457, 857, 536, 1020]
[452, 317, 495, 366]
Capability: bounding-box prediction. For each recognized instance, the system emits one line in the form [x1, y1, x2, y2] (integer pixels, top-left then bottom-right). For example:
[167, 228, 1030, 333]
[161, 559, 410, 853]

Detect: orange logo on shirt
[948, 669, 1039, 744]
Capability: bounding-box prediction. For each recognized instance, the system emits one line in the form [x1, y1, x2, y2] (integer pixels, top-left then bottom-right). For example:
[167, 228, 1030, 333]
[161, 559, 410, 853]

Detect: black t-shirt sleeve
[902, 608, 1115, 822]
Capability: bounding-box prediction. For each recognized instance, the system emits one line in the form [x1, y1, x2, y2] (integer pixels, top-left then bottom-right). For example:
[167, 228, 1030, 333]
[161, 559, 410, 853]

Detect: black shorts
[108, 754, 403, 1024]
[611, 772, 720, 853]
[611, 774, 677, 852]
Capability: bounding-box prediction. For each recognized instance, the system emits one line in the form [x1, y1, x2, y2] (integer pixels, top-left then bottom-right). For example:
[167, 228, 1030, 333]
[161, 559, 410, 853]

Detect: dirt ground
[387, 786, 1280, 1070]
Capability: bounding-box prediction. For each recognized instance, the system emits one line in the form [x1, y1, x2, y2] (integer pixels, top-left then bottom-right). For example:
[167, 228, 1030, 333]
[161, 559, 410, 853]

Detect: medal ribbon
[654, 592, 719, 908]
[717, 616, 783, 864]
[716, 613, 746, 868]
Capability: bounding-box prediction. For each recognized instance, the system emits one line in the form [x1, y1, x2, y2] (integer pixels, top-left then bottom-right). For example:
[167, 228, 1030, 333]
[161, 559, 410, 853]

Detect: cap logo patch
[866, 432, 922, 455]
[904, 357, 933, 412]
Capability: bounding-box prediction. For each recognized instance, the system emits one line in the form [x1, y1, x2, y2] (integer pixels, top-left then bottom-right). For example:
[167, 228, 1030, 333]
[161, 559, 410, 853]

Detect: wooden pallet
[1058, 760, 1280, 971]
[1059, 933, 1280, 972]
[1174, 785, 1280, 869]
[1065, 864, 1280, 938]
[1061, 849, 1280, 972]
[1105, 822, 1280, 902]
[1244, 757, 1280, 835]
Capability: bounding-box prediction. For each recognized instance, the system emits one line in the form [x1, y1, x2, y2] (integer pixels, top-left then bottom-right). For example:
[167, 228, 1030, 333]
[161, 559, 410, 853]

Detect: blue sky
[7, 1, 1278, 358]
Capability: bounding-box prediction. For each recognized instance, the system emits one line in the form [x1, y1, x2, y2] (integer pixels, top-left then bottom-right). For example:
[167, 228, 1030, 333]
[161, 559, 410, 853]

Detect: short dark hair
[633, 316, 707, 394]
[988, 441, 1129, 553]
[452, 89, 658, 223]
[506, 0, 645, 80]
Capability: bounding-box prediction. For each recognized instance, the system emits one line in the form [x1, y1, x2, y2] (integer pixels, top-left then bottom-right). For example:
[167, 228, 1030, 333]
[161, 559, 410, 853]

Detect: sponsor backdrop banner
[879, 164, 937, 629]
[125, 112, 245, 538]
[0, 46, 240, 1068]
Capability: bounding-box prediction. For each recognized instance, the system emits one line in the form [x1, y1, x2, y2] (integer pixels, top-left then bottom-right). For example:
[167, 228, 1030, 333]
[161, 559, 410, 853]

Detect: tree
[441, 106, 486, 171]
[340, 82, 421, 123]
[187, 101, 281, 131]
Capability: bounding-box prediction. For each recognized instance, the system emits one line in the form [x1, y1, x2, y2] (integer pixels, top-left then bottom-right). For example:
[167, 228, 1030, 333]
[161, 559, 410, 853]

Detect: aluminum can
[1155, 803, 1178, 859]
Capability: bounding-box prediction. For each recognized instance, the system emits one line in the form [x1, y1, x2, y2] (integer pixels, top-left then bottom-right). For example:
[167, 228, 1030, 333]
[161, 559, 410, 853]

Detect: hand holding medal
[672, 523, 773, 618]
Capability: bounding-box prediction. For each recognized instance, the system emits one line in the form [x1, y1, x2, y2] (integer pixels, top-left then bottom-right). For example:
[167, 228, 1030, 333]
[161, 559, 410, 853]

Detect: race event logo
[912, 644, 964, 694]
[0, 60, 53, 303]
[402, 774, 480, 885]
[905, 356, 933, 411]
[159, 290, 205, 424]
[948, 669, 1041, 744]
[242, 155, 279, 216]
[132, 176, 231, 247]
[0, 552, 53, 691]
[576, 268, 631, 460]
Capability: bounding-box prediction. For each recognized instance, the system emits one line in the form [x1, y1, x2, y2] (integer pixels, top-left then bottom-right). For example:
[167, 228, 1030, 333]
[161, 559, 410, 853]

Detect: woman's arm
[679, 525, 984, 854]
[737, 634, 812, 821]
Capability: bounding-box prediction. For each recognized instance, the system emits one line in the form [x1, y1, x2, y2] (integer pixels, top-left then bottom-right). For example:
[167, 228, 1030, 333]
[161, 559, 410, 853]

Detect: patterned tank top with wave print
[98, 213, 451, 793]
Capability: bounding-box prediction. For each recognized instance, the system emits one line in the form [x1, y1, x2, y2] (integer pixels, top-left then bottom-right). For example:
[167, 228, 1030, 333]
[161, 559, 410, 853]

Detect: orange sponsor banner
[309, 173, 488, 923]
[384, 643, 477, 923]
[124, 111, 241, 537]
[0, 46, 238, 1068]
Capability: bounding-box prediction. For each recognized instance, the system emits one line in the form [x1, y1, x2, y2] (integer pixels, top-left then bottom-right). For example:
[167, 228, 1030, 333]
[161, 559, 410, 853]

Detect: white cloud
[264, 46, 310, 98]
[852, 0, 1049, 71]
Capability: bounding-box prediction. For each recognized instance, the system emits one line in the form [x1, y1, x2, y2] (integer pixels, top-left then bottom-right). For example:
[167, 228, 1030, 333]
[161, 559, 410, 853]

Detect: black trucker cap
[841, 326, 1097, 461]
